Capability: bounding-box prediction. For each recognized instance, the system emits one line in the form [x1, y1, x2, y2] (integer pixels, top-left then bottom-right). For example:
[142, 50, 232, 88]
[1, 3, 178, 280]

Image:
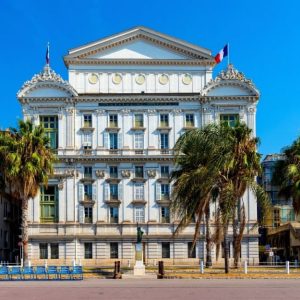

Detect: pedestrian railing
[0, 265, 83, 281]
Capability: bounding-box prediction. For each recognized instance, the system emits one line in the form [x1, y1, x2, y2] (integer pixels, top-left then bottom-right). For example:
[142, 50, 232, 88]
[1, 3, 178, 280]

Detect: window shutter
[118, 183, 123, 200]
[104, 132, 109, 149]
[78, 183, 84, 202]
[92, 183, 97, 202]
[79, 205, 85, 223]
[104, 183, 110, 201]
[156, 182, 161, 201]
[118, 133, 123, 149]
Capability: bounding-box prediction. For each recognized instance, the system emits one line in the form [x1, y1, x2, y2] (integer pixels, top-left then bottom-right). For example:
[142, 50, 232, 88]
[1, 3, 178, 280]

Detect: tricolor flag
[46, 43, 50, 65]
[214, 44, 228, 64]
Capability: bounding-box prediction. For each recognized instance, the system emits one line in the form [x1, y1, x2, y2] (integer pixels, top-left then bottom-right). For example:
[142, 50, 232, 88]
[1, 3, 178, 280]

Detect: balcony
[131, 127, 146, 131]
[157, 126, 172, 132]
[131, 199, 147, 205]
[105, 178, 121, 184]
[105, 197, 121, 206]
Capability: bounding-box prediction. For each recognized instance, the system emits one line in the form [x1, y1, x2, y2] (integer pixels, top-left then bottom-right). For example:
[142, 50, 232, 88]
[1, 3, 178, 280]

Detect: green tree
[273, 137, 300, 214]
[0, 120, 55, 265]
[171, 125, 230, 267]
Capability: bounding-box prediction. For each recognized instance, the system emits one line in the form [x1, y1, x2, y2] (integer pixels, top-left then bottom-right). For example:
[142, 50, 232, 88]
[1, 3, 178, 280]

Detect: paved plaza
[0, 279, 299, 300]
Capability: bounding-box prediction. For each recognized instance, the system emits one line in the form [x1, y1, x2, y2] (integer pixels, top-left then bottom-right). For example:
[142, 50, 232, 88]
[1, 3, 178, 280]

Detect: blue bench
[9, 266, 22, 280]
[23, 266, 34, 280]
[0, 266, 9, 280]
[35, 266, 47, 280]
[71, 266, 83, 280]
[47, 266, 59, 280]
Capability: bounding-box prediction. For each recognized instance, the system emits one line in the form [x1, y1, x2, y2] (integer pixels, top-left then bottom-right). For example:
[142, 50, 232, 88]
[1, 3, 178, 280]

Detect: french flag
[46, 43, 50, 65]
[214, 44, 228, 64]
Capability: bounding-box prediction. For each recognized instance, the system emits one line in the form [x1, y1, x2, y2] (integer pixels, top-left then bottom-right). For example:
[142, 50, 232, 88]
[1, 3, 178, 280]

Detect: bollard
[200, 260, 204, 274]
[21, 258, 23, 268]
[286, 261, 290, 274]
[113, 261, 122, 279]
[44, 260, 48, 268]
[127, 260, 130, 268]
[157, 261, 164, 279]
[28, 261, 31, 267]
[72, 259, 76, 267]
[244, 260, 248, 274]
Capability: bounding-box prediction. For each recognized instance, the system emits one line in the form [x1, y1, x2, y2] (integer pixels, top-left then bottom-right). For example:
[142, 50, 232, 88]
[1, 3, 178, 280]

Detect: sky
[0, 0, 299, 157]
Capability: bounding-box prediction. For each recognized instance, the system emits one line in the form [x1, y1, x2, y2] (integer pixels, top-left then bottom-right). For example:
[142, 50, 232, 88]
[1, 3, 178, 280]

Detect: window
[110, 184, 118, 200]
[135, 166, 144, 178]
[220, 114, 239, 127]
[134, 114, 144, 128]
[134, 184, 144, 200]
[185, 114, 194, 127]
[3, 231, 8, 248]
[160, 114, 169, 127]
[161, 166, 169, 178]
[109, 133, 118, 149]
[273, 208, 280, 227]
[161, 207, 170, 223]
[40, 243, 48, 259]
[110, 243, 118, 259]
[135, 206, 145, 223]
[83, 133, 92, 149]
[40, 186, 58, 223]
[109, 166, 118, 178]
[84, 243, 93, 259]
[84, 184, 92, 201]
[84, 207, 93, 223]
[134, 133, 144, 149]
[84, 166, 92, 178]
[161, 184, 170, 200]
[110, 207, 119, 223]
[40, 116, 58, 149]
[109, 114, 118, 128]
[83, 114, 92, 128]
[162, 242, 170, 258]
[160, 133, 169, 149]
[188, 242, 196, 258]
[281, 207, 295, 223]
[50, 243, 59, 259]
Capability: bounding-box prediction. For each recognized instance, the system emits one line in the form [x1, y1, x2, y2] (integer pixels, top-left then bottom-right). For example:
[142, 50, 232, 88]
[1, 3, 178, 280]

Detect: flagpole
[227, 42, 230, 66]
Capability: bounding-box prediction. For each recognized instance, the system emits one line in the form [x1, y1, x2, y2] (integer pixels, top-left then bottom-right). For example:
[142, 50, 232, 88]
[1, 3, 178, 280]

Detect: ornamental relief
[121, 170, 131, 178]
[147, 169, 157, 178]
[95, 170, 105, 178]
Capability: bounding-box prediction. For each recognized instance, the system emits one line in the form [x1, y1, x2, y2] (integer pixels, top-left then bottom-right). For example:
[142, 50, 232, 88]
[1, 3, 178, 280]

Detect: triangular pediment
[64, 26, 214, 64]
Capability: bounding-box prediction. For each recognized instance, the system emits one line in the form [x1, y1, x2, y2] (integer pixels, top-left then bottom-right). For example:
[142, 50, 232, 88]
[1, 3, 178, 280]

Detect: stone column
[66, 108, 74, 148]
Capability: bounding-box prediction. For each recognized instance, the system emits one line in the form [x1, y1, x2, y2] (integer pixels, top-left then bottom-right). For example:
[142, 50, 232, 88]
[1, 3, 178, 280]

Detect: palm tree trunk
[21, 198, 29, 266]
[234, 205, 246, 268]
[205, 205, 212, 267]
[232, 205, 239, 268]
[224, 222, 230, 274]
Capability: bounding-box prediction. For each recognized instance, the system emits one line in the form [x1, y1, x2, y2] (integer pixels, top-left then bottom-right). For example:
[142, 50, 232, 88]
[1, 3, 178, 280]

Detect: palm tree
[217, 123, 270, 271]
[273, 137, 300, 214]
[0, 120, 55, 265]
[171, 124, 230, 267]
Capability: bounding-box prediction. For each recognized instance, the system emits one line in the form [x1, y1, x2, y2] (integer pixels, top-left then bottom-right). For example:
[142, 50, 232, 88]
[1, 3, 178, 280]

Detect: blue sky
[0, 0, 298, 156]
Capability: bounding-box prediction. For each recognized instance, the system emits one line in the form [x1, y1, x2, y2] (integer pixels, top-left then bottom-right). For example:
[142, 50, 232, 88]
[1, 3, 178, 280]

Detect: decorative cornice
[200, 95, 259, 103]
[64, 58, 215, 67]
[59, 156, 174, 163]
[201, 64, 260, 99]
[17, 65, 78, 100]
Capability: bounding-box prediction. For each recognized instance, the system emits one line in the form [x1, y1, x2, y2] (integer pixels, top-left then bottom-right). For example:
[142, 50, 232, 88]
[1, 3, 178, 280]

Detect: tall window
[83, 133, 92, 149]
[185, 114, 194, 127]
[83, 114, 92, 128]
[40, 116, 58, 149]
[161, 166, 169, 178]
[134, 133, 144, 149]
[110, 207, 119, 224]
[161, 184, 170, 200]
[134, 184, 144, 200]
[273, 208, 280, 227]
[162, 242, 170, 258]
[160, 133, 169, 149]
[220, 114, 239, 127]
[109, 133, 118, 149]
[161, 207, 170, 223]
[40, 186, 58, 223]
[84, 184, 92, 201]
[84, 243, 93, 259]
[51, 243, 59, 259]
[135, 166, 144, 178]
[40, 243, 48, 259]
[188, 242, 196, 258]
[109, 114, 118, 128]
[110, 184, 118, 200]
[160, 114, 169, 127]
[109, 166, 118, 178]
[84, 207, 93, 223]
[84, 166, 92, 178]
[110, 243, 119, 259]
[135, 206, 145, 223]
[134, 114, 144, 128]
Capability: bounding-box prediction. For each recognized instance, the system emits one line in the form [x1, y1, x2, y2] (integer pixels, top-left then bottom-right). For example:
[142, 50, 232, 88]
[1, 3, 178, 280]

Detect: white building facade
[17, 27, 260, 265]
